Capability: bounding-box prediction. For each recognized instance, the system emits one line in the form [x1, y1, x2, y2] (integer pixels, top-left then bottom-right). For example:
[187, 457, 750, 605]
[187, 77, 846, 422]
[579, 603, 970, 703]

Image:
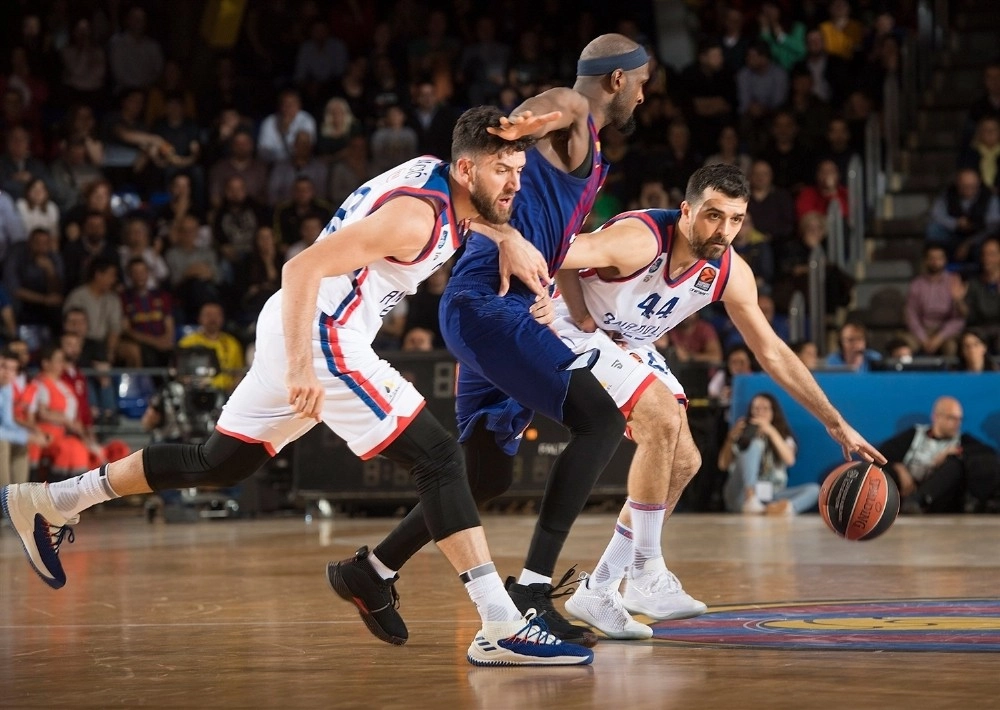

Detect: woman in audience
[954, 330, 1000, 372]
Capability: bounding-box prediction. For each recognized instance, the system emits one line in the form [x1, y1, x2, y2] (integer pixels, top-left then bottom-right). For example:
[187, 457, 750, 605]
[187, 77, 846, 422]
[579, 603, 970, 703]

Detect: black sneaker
[504, 567, 599, 648]
[327, 546, 408, 645]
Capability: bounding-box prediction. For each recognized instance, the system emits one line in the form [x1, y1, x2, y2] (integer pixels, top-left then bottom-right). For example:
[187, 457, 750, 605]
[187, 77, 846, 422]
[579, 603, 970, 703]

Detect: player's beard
[470, 181, 514, 224]
[608, 92, 638, 136]
[689, 225, 728, 260]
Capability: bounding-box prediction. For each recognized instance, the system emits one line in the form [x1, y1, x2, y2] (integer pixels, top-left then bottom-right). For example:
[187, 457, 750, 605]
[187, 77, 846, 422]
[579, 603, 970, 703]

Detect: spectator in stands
[208, 129, 268, 209]
[214, 176, 267, 268]
[457, 15, 510, 105]
[731, 212, 775, 289]
[0, 88, 45, 158]
[119, 258, 175, 368]
[823, 117, 857, 184]
[165, 214, 221, 324]
[964, 62, 1000, 142]
[294, 19, 349, 111]
[408, 80, 460, 162]
[63, 178, 119, 245]
[720, 393, 817, 515]
[905, 244, 966, 356]
[795, 159, 849, 222]
[267, 130, 328, 205]
[759, 110, 813, 191]
[953, 330, 999, 373]
[63, 258, 122, 364]
[958, 116, 1000, 191]
[108, 6, 164, 93]
[145, 59, 198, 125]
[680, 39, 737, 157]
[736, 41, 788, 151]
[178, 302, 244, 393]
[63, 211, 118, 293]
[50, 138, 104, 212]
[790, 340, 818, 370]
[925, 168, 1000, 262]
[783, 67, 831, 152]
[4, 227, 62, 334]
[257, 89, 317, 164]
[818, 0, 864, 62]
[703, 124, 752, 175]
[826, 321, 882, 371]
[284, 213, 325, 262]
[401, 327, 435, 353]
[884, 337, 915, 363]
[370, 105, 420, 176]
[328, 133, 373, 207]
[880, 396, 1000, 514]
[0, 349, 44, 489]
[59, 18, 107, 107]
[118, 217, 168, 289]
[316, 97, 363, 160]
[794, 29, 850, 107]
[632, 178, 674, 210]
[0, 126, 51, 201]
[757, 2, 806, 71]
[58, 332, 95, 435]
[663, 312, 723, 365]
[100, 89, 170, 191]
[960, 237, 1000, 351]
[273, 176, 332, 247]
[774, 211, 854, 316]
[234, 226, 282, 326]
[61, 307, 117, 425]
[707, 344, 755, 409]
[717, 6, 750, 74]
[658, 120, 702, 198]
[151, 92, 203, 190]
[15, 177, 59, 237]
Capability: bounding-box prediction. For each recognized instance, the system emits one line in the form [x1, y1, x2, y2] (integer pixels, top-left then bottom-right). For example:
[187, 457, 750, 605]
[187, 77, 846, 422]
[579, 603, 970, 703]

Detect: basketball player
[0, 107, 596, 667]
[554, 164, 888, 638]
[329, 34, 650, 647]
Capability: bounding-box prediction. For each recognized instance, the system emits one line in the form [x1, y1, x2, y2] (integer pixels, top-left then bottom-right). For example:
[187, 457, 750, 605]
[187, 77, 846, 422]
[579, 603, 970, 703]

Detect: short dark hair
[87, 257, 118, 282]
[126, 256, 148, 271]
[451, 106, 535, 160]
[684, 163, 750, 205]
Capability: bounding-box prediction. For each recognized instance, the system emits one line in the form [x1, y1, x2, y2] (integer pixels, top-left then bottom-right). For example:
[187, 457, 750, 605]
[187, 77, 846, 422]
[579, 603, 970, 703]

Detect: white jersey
[570, 209, 733, 346]
[311, 156, 463, 341]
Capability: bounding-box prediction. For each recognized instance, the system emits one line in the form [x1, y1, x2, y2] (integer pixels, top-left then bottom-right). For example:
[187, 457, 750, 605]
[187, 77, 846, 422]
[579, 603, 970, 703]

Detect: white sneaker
[1, 483, 78, 589]
[742, 495, 765, 514]
[467, 609, 594, 666]
[623, 558, 707, 621]
[564, 572, 652, 640]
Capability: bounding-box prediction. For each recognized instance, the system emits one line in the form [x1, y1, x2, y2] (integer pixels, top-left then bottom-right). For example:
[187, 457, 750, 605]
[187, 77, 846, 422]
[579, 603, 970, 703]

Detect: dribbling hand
[827, 420, 887, 465]
[487, 110, 563, 140]
[287, 367, 324, 421]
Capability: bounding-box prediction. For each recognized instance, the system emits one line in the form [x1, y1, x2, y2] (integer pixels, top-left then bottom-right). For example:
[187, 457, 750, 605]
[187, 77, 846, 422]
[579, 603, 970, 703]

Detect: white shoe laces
[639, 569, 683, 595]
[511, 609, 563, 645]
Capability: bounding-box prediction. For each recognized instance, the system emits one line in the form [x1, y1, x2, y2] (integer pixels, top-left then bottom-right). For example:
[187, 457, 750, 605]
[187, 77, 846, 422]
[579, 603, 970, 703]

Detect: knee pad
[563, 370, 626, 437]
[143, 431, 273, 492]
[380, 410, 481, 540]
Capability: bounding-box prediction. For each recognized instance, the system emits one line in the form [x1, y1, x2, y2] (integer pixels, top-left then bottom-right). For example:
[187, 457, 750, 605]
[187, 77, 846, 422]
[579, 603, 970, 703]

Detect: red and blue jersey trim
[553, 116, 610, 272]
[318, 311, 392, 420]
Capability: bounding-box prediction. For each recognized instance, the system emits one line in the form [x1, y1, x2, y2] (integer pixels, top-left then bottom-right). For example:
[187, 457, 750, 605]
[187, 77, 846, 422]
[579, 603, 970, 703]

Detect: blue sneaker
[1, 483, 78, 589]
[467, 610, 595, 666]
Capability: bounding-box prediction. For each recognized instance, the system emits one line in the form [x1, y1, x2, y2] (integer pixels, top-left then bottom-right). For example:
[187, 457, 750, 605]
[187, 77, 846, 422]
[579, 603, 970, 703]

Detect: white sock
[517, 569, 551, 586]
[591, 521, 634, 587]
[629, 499, 667, 574]
[462, 563, 521, 623]
[48, 465, 119, 519]
[367, 552, 397, 581]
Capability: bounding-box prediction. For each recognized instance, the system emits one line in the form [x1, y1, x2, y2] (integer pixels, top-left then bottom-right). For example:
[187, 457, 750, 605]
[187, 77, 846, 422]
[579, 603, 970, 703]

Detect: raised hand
[487, 110, 563, 141]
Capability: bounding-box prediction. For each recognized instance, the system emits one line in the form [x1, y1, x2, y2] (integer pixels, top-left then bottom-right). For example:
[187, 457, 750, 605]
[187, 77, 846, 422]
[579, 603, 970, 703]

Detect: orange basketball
[819, 462, 900, 541]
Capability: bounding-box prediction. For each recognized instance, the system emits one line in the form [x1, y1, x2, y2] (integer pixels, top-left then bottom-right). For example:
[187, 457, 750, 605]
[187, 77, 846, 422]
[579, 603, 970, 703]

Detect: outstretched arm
[488, 88, 591, 140]
[282, 197, 436, 420]
[723, 256, 887, 464]
[561, 217, 660, 273]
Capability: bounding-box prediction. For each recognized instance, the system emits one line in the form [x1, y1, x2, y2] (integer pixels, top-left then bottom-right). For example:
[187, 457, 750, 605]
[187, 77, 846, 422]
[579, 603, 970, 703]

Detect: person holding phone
[720, 392, 819, 514]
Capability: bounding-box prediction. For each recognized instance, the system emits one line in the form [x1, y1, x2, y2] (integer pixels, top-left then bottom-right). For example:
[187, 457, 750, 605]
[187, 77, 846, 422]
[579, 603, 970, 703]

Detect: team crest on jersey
[693, 266, 717, 292]
[643, 257, 664, 283]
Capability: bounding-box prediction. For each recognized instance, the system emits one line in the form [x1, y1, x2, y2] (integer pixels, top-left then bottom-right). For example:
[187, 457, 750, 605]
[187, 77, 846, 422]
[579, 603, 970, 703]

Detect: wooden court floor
[3, 510, 1000, 709]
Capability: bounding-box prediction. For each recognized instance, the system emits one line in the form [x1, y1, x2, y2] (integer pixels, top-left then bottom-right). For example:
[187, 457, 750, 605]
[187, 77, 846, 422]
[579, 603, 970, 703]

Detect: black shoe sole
[326, 562, 407, 646]
[564, 630, 599, 648]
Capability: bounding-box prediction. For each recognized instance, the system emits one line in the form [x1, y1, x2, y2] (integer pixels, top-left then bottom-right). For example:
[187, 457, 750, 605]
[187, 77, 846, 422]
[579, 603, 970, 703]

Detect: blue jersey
[448, 116, 609, 295]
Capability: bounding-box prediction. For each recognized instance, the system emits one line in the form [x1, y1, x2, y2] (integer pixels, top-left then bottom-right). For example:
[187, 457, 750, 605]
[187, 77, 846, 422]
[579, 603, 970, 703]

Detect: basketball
[819, 462, 900, 541]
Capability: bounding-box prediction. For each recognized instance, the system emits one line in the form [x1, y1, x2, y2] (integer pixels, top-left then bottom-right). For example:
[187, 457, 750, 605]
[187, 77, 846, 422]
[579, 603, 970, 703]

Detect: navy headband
[577, 46, 649, 76]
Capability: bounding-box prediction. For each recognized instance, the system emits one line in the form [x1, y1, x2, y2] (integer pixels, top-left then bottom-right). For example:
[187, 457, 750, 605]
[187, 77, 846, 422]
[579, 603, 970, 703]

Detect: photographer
[720, 392, 819, 515]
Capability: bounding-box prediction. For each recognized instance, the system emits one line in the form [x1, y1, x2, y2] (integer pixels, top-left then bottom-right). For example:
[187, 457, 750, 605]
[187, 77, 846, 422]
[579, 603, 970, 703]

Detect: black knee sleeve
[380, 409, 481, 541]
[463, 417, 514, 504]
[143, 431, 273, 492]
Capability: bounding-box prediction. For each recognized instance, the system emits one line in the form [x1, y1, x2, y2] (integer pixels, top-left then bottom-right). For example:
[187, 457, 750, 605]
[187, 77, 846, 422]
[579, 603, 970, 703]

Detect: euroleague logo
[693, 266, 716, 292]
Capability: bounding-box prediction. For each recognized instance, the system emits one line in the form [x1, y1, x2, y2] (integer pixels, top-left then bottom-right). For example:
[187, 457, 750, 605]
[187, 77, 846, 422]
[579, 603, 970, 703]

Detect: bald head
[579, 33, 642, 62]
[931, 396, 963, 439]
